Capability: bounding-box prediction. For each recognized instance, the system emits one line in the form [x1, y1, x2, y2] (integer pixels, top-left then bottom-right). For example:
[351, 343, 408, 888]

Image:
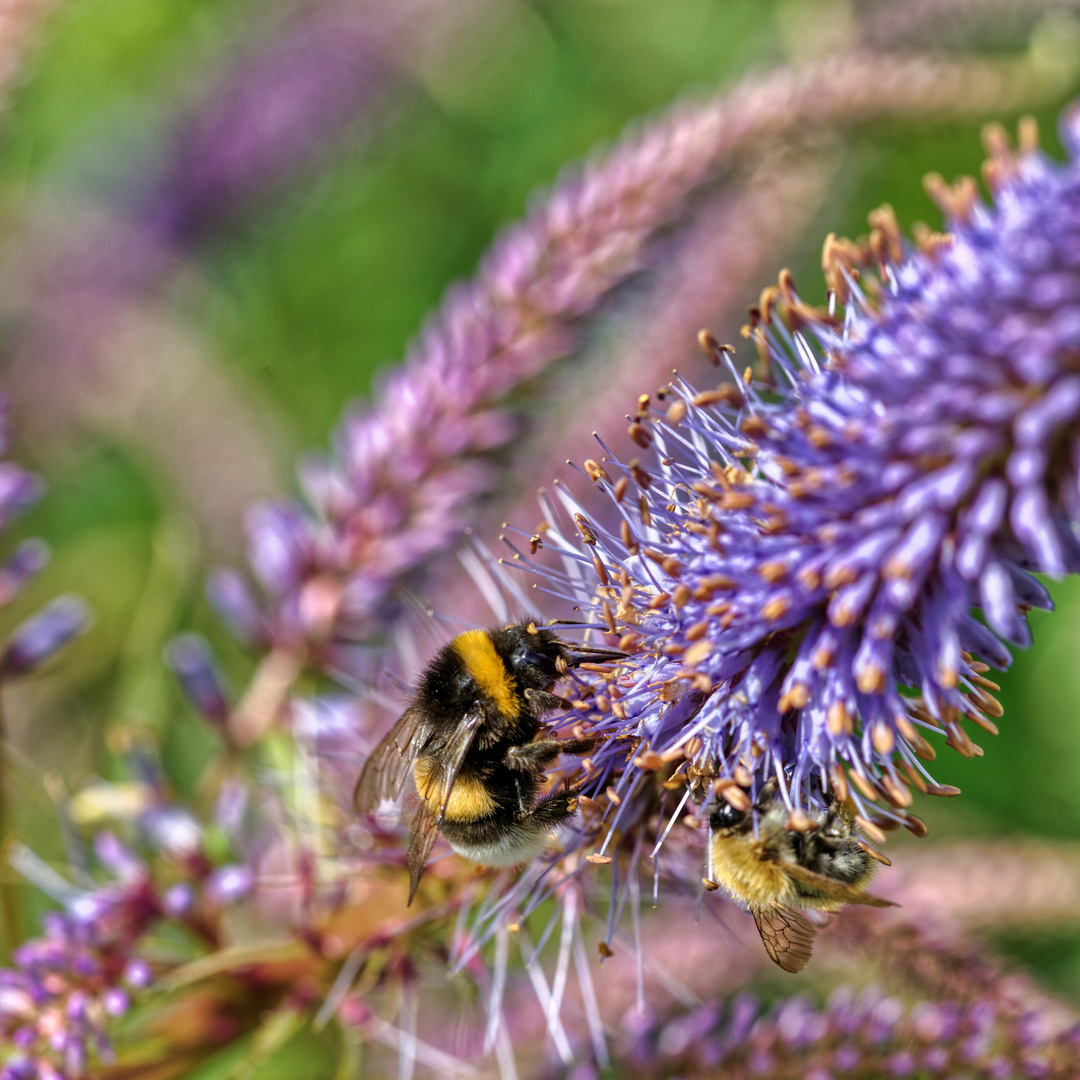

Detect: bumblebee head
[426, 623, 575, 728]
[494, 620, 627, 691]
[493, 622, 566, 690]
[422, 621, 626, 733]
[709, 799, 749, 832]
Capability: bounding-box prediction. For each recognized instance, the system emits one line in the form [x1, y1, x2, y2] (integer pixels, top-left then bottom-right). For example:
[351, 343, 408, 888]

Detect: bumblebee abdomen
[441, 819, 551, 868]
[413, 758, 497, 822]
[806, 839, 874, 889]
[710, 833, 799, 908]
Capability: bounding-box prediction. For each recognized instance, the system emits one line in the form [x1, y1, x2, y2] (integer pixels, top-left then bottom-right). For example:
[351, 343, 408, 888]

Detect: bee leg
[557, 735, 601, 756]
[506, 735, 602, 774]
[524, 688, 572, 713]
[513, 772, 535, 816]
[505, 739, 569, 773]
[818, 803, 846, 838]
[524, 787, 582, 828]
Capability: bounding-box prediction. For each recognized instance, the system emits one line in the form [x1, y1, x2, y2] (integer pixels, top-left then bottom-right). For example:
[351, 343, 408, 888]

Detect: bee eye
[511, 647, 558, 677]
[709, 802, 747, 830]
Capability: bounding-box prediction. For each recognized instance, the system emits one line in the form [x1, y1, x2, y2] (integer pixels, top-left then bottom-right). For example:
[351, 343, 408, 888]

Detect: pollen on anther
[857, 841, 891, 866]
[827, 701, 853, 735]
[575, 514, 598, 545]
[855, 815, 888, 845]
[761, 596, 790, 621]
[629, 460, 652, 489]
[828, 764, 849, 803]
[683, 640, 713, 667]
[584, 459, 611, 483]
[778, 684, 809, 712]
[880, 774, 912, 808]
[633, 750, 665, 771]
[871, 722, 895, 755]
[848, 769, 879, 802]
[856, 664, 886, 694]
[721, 785, 751, 812]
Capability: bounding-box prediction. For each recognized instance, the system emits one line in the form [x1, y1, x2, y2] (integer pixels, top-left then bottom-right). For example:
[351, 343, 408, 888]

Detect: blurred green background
[0, 0, 1078, 1010]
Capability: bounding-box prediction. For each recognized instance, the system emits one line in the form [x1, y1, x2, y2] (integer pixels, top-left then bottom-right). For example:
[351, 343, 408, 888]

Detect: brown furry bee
[707, 783, 895, 972]
[353, 620, 624, 904]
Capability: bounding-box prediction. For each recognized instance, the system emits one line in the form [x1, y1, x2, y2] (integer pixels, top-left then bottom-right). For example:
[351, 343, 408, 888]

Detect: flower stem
[0, 691, 22, 962]
[229, 645, 306, 749]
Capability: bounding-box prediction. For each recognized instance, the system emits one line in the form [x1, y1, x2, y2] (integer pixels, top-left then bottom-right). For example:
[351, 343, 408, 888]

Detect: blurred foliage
[0, 0, 1078, 1040]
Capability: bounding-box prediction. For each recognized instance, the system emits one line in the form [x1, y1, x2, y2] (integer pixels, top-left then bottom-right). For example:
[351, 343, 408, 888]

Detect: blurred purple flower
[203, 864, 254, 908]
[146, 3, 400, 245]
[0, 403, 42, 541]
[0, 541, 49, 608]
[0, 404, 88, 674]
[220, 49, 1062, 679]
[540, 986, 1080, 1079]
[207, 567, 265, 650]
[0, 598, 89, 678]
[520, 106, 1080, 831]
[0, 841, 160, 1080]
[166, 633, 232, 729]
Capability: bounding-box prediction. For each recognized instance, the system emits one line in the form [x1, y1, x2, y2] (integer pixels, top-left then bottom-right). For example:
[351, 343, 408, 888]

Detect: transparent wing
[783, 861, 898, 908]
[406, 800, 440, 905]
[352, 704, 431, 813]
[402, 709, 486, 905]
[753, 905, 818, 973]
[414, 709, 485, 827]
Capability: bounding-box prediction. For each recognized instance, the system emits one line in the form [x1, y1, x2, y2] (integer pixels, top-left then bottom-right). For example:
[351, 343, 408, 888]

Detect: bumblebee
[707, 782, 895, 972]
[353, 620, 625, 904]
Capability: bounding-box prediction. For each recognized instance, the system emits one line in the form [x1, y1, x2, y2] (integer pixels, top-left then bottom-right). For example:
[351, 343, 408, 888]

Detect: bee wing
[404, 708, 486, 905]
[752, 905, 818, 973]
[353, 704, 432, 813]
[782, 862, 898, 908]
[413, 708, 485, 827]
[406, 799, 440, 906]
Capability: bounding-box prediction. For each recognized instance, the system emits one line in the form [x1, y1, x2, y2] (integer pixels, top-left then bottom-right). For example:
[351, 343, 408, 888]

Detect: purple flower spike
[0, 862, 160, 1077]
[161, 882, 196, 919]
[206, 568, 265, 649]
[0, 597, 90, 678]
[216, 51, 1051, 678]
[204, 864, 254, 907]
[544, 981, 1080, 1079]
[166, 634, 232, 728]
[0, 541, 48, 608]
[517, 109, 1080, 831]
[122, 959, 153, 991]
[0, 463, 42, 531]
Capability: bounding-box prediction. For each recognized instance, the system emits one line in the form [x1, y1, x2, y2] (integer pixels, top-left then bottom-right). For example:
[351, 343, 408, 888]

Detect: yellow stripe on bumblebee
[454, 629, 521, 719]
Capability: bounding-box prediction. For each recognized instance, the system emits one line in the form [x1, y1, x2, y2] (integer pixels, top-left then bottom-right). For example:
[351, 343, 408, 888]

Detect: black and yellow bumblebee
[707, 781, 895, 972]
[353, 620, 625, 904]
